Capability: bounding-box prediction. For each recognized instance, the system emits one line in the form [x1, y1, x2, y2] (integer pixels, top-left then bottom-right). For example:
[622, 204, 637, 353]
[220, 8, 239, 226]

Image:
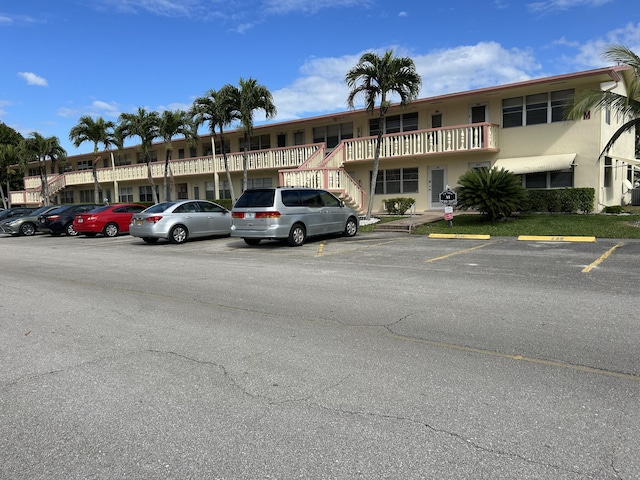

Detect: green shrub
[455, 167, 527, 222]
[525, 188, 594, 214]
[603, 205, 624, 214]
[215, 198, 234, 210]
[385, 197, 415, 215]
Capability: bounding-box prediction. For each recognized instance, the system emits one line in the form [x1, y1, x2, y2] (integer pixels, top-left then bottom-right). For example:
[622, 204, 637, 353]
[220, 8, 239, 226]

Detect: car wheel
[103, 223, 119, 237]
[244, 238, 261, 246]
[287, 223, 306, 247]
[19, 222, 36, 236]
[65, 223, 78, 236]
[344, 216, 358, 237]
[142, 237, 159, 244]
[169, 225, 188, 244]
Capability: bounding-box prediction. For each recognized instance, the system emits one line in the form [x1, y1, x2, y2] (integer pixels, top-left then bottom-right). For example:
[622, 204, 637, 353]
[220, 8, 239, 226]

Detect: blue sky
[1, 0, 640, 156]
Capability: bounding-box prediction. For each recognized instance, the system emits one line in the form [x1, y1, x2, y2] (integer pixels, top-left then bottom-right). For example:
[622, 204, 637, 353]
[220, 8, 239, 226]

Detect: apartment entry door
[429, 167, 446, 210]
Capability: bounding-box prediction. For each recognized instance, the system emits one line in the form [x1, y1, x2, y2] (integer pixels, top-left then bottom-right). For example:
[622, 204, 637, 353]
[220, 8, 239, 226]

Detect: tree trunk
[366, 112, 386, 219]
[163, 149, 171, 202]
[0, 183, 7, 209]
[146, 155, 159, 204]
[242, 131, 249, 192]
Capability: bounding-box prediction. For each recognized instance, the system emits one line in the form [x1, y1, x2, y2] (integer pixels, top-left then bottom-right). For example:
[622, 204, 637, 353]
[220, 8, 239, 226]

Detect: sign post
[439, 185, 457, 227]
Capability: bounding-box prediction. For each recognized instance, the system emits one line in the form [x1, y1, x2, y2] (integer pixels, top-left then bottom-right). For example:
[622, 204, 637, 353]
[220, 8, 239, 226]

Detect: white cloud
[527, 0, 612, 12]
[560, 22, 640, 69]
[398, 11, 408, 17]
[18, 72, 48, 86]
[269, 42, 542, 121]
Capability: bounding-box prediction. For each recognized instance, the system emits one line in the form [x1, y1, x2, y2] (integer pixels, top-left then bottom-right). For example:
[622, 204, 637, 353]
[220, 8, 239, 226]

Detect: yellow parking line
[425, 241, 496, 263]
[517, 235, 596, 242]
[428, 233, 491, 240]
[582, 242, 624, 273]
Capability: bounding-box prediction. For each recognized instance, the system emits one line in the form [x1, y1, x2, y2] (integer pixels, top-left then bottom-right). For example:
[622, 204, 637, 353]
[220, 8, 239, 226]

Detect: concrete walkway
[373, 212, 447, 232]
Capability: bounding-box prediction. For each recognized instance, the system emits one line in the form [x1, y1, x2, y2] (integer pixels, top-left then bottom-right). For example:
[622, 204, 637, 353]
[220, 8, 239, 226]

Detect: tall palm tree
[346, 50, 422, 219]
[19, 132, 67, 206]
[117, 108, 161, 204]
[565, 44, 640, 158]
[192, 86, 236, 202]
[226, 78, 277, 192]
[69, 115, 116, 203]
[158, 110, 189, 201]
[0, 144, 20, 208]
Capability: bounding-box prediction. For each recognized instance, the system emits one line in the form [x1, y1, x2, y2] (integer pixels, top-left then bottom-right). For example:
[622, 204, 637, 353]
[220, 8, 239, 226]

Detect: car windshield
[234, 189, 275, 208]
[143, 202, 177, 214]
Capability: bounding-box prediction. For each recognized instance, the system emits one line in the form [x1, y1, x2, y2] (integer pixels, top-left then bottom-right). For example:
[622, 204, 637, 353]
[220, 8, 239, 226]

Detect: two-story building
[11, 65, 638, 213]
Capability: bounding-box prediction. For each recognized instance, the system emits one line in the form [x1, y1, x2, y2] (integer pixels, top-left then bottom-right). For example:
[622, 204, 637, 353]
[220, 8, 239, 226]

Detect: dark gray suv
[231, 187, 359, 246]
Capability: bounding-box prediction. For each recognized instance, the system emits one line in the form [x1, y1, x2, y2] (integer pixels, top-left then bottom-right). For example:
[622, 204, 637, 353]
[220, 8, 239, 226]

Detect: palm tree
[0, 144, 20, 209]
[226, 78, 277, 192]
[192, 86, 236, 202]
[346, 50, 422, 219]
[69, 116, 115, 204]
[19, 132, 67, 206]
[565, 44, 640, 158]
[117, 108, 161, 204]
[158, 110, 190, 201]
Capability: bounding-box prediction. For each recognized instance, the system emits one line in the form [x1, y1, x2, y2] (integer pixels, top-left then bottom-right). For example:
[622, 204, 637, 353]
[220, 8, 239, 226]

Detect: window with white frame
[369, 112, 418, 136]
[177, 183, 188, 200]
[522, 169, 573, 189]
[502, 89, 574, 128]
[373, 168, 419, 194]
[79, 190, 94, 202]
[247, 177, 273, 189]
[313, 123, 353, 148]
[119, 187, 134, 203]
[139, 186, 158, 202]
[77, 160, 92, 171]
[61, 190, 74, 204]
[239, 134, 271, 151]
[214, 139, 231, 155]
[604, 157, 612, 188]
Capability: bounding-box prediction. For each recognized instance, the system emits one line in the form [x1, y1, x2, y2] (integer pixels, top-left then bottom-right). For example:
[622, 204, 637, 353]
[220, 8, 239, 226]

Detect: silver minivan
[230, 187, 359, 246]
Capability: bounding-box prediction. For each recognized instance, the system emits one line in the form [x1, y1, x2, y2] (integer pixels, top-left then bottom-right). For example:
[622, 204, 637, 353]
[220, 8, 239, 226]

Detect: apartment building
[11, 65, 638, 213]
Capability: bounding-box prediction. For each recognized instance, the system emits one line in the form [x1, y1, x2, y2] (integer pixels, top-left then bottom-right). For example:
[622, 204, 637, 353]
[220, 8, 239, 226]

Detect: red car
[73, 203, 147, 237]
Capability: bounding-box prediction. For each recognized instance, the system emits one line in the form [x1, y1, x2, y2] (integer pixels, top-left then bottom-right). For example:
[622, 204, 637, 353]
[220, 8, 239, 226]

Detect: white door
[429, 167, 446, 210]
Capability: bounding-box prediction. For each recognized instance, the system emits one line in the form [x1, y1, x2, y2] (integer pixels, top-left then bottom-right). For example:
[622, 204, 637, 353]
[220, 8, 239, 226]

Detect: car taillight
[145, 216, 163, 223]
[232, 212, 244, 218]
[86, 215, 97, 221]
[47, 215, 59, 221]
[256, 212, 281, 219]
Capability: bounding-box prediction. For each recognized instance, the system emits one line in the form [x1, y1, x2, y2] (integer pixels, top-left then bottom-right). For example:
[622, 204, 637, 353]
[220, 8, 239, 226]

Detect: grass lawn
[360, 207, 640, 239]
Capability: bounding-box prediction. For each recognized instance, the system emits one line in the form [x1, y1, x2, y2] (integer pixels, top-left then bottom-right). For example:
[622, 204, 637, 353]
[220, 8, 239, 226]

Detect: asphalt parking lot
[1, 231, 639, 479]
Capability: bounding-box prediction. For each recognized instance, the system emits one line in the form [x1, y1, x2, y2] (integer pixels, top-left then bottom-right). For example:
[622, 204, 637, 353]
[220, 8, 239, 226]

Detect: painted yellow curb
[428, 233, 491, 240]
[517, 235, 596, 242]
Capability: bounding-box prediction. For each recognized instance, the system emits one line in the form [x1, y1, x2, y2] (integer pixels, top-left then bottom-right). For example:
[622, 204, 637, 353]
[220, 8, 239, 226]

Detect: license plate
[136, 219, 143, 225]
[77, 218, 83, 223]
[245, 212, 255, 219]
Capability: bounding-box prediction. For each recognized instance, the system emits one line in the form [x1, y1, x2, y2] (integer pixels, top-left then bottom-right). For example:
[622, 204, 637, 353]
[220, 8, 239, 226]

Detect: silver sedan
[129, 200, 231, 244]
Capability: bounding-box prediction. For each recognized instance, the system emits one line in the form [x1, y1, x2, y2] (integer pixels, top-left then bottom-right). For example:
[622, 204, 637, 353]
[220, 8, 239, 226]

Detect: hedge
[524, 188, 594, 214]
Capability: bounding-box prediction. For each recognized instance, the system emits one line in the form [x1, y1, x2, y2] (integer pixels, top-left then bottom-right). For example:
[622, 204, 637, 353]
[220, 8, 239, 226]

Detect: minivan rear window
[234, 189, 275, 208]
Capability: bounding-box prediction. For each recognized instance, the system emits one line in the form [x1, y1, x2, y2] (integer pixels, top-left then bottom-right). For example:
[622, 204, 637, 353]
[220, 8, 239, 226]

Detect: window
[247, 177, 273, 189]
[470, 105, 486, 123]
[373, 167, 419, 194]
[369, 113, 418, 136]
[604, 157, 612, 188]
[277, 133, 287, 147]
[214, 139, 230, 155]
[431, 113, 442, 128]
[61, 190, 74, 204]
[177, 183, 188, 199]
[189, 147, 197, 158]
[523, 169, 573, 189]
[137, 151, 157, 163]
[115, 154, 132, 166]
[79, 190, 94, 202]
[139, 186, 158, 202]
[503, 89, 574, 128]
[201, 143, 213, 156]
[119, 187, 134, 203]
[77, 160, 92, 171]
[293, 131, 305, 145]
[526, 93, 548, 125]
[240, 134, 271, 151]
[313, 123, 353, 148]
[178, 148, 185, 159]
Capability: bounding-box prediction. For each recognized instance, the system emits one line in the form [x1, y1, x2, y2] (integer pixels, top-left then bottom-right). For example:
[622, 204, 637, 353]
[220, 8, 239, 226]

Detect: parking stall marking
[424, 241, 499, 263]
[316, 236, 412, 257]
[582, 242, 625, 273]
